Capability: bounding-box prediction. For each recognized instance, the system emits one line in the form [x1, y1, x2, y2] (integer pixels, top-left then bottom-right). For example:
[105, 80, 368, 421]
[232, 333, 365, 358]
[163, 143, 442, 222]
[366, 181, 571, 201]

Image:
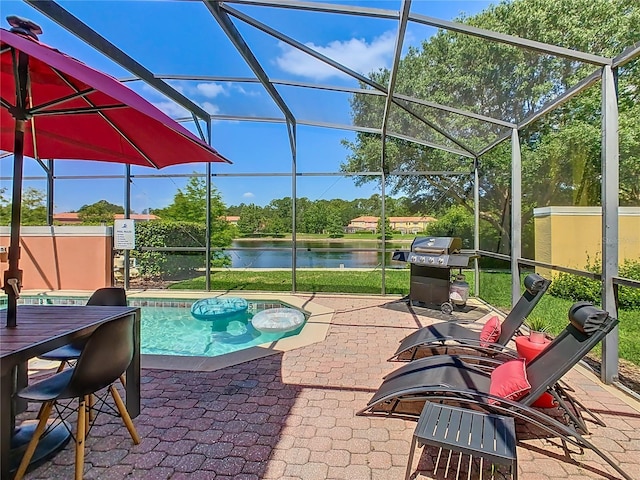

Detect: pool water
[8, 296, 307, 358]
[140, 303, 306, 357]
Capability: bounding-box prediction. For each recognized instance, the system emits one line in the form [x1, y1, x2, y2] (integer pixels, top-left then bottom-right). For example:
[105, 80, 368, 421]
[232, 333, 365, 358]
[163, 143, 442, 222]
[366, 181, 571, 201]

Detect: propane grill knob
[438, 258, 444, 264]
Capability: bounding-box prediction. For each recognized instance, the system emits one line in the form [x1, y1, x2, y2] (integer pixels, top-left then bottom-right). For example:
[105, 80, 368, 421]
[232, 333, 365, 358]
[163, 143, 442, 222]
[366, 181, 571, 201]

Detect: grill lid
[410, 236, 462, 254]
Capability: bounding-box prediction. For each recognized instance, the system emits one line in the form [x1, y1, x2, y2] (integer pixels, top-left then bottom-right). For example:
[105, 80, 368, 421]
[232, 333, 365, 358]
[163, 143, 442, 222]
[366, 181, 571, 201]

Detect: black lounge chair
[390, 273, 550, 361]
[358, 303, 630, 480]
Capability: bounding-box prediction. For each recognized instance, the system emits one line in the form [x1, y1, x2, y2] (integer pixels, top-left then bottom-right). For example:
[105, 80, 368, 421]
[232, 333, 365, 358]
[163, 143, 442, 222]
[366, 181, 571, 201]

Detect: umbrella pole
[3, 50, 29, 328]
[5, 133, 25, 328]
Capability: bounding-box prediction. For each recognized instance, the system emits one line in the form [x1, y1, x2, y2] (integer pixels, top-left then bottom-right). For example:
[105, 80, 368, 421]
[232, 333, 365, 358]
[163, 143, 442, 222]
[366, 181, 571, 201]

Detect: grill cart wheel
[440, 302, 453, 315]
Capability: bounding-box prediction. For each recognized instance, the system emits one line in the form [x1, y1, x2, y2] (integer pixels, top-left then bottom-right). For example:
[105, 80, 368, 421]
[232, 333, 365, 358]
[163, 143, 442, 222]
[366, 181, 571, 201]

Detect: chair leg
[56, 361, 66, 373]
[109, 385, 140, 444]
[119, 374, 126, 388]
[75, 397, 87, 480]
[84, 395, 92, 435]
[14, 401, 54, 480]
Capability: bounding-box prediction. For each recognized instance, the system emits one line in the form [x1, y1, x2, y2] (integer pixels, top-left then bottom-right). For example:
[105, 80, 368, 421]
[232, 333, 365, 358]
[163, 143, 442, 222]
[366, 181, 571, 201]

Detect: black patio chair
[389, 273, 550, 361]
[13, 314, 140, 480]
[39, 287, 128, 378]
[358, 303, 630, 480]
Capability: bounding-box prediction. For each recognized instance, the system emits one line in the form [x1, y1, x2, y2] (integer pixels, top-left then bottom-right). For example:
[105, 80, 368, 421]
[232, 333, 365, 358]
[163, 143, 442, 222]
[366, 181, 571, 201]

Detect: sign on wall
[114, 219, 135, 250]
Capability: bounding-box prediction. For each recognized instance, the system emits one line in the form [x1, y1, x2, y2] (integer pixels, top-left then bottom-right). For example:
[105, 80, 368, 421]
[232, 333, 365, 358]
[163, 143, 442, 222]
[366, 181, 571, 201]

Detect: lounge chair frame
[390, 273, 551, 362]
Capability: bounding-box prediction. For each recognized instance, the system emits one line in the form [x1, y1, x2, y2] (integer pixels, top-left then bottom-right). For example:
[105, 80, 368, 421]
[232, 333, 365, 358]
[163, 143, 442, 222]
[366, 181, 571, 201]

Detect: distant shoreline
[233, 237, 413, 243]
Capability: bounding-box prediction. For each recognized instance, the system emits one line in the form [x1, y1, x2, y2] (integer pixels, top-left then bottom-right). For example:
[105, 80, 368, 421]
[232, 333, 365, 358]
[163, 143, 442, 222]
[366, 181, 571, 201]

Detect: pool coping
[20, 289, 335, 373]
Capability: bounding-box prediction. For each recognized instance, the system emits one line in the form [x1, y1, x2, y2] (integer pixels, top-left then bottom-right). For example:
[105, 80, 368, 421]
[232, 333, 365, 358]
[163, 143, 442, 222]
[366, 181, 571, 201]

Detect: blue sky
[1, 0, 493, 213]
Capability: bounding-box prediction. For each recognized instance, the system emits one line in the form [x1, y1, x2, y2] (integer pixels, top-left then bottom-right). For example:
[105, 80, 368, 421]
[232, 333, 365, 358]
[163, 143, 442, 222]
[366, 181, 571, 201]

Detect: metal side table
[406, 402, 518, 480]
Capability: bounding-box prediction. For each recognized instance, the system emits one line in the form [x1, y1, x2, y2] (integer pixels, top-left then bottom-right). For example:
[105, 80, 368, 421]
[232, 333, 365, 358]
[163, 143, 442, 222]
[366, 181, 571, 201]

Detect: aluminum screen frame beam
[379, 0, 411, 292]
[192, 112, 475, 158]
[601, 65, 620, 384]
[510, 129, 522, 308]
[203, 1, 300, 289]
[204, 0, 297, 153]
[612, 42, 640, 69]
[223, 0, 399, 19]
[381, 0, 411, 170]
[409, 12, 611, 66]
[149, 76, 511, 128]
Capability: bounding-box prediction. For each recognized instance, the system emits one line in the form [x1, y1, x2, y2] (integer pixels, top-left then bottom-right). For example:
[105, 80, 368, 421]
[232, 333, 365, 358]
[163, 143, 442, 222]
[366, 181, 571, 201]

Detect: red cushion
[488, 358, 531, 404]
[479, 315, 501, 347]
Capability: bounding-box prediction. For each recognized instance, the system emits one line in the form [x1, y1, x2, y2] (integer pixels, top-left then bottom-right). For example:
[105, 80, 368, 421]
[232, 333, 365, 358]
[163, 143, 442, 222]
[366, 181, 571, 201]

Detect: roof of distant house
[390, 216, 437, 222]
[350, 216, 379, 223]
[349, 215, 436, 223]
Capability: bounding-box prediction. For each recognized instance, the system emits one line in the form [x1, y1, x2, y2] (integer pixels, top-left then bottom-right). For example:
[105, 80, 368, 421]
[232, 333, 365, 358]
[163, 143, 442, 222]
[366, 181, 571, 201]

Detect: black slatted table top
[414, 402, 517, 466]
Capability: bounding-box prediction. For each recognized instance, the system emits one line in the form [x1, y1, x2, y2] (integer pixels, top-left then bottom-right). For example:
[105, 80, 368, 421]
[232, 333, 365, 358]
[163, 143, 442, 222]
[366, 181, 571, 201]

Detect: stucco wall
[534, 206, 640, 277]
[0, 226, 113, 291]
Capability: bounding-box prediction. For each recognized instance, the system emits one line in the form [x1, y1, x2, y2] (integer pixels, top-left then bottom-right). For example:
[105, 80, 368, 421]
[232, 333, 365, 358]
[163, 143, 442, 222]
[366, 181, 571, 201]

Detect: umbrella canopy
[1, 19, 230, 326]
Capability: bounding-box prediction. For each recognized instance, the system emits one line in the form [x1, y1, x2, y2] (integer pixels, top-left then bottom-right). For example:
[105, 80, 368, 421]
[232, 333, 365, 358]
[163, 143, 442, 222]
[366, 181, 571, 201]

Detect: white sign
[114, 219, 136, 250]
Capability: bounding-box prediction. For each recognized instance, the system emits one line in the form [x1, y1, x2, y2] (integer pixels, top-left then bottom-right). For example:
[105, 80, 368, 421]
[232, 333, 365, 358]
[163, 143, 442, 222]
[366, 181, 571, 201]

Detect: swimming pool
[140, 300, 306, 357]
[12, 296, 309, 358]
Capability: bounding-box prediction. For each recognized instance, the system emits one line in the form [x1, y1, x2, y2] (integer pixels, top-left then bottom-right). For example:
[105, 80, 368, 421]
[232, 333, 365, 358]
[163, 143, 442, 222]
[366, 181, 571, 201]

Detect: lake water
[227, 239, 410, 269]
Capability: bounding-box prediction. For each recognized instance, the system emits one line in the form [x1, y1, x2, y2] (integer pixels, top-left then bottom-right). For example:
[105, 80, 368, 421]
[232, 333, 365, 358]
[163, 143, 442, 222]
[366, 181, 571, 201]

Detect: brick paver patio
[19, 294, 640, 479]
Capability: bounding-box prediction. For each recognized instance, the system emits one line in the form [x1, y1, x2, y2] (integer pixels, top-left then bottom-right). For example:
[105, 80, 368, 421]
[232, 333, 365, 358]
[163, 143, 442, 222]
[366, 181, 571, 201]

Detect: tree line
[0, 177, 436, 236]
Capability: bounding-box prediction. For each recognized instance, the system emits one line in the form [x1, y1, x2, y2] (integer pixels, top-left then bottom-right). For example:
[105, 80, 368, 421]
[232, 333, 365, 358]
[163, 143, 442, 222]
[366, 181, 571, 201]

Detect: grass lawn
[171, 269, 412, 295]
[171, 269, 640, 366]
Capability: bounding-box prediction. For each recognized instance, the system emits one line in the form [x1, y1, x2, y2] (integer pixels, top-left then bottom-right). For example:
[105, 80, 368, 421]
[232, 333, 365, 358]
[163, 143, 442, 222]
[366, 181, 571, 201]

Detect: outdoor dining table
[0, 304, 141, 479]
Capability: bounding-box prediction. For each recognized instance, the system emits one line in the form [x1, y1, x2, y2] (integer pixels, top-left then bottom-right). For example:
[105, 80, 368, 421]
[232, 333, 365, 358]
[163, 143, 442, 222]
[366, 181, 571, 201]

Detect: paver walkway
[20, 294, 640, 480]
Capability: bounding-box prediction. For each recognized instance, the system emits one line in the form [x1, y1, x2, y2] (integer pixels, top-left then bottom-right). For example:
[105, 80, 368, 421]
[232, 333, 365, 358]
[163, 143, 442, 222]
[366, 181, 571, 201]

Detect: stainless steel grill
[393, 236, 474, 314]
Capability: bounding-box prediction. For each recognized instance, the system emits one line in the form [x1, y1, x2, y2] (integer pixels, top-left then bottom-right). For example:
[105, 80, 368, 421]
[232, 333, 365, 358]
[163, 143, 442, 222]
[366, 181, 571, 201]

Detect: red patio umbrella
[1, 17, 230, 326]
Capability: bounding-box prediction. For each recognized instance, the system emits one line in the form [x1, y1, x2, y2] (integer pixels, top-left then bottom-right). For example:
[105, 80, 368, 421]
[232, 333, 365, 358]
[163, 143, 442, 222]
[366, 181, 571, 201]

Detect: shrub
[132, 221, 231, 279]
[549, 257, 640, 310]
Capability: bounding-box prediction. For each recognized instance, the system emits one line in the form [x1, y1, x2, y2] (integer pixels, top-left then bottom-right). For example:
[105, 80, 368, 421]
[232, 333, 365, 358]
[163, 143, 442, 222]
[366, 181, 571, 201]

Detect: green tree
[377, 215, 392, 239]
[0, 187, 47, 226]
[300, 203, 324, 234]
[326, 210, 344, 238]
[150, 175, 234, 264]
[153, 176, 212, 223]
[425, 206, 474, 248]
[21, 188, 48, 225]
[77, 199, 123, 225]
[237, 204, 264, 236]
[342, 0, 640, 255]
[263, 197, 292, 235]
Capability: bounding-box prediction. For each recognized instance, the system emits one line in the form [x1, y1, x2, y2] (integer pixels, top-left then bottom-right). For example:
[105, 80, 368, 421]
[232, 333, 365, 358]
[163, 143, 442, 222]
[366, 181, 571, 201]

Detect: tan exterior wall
[534, 206, 640, 277]
[0, 226, 113, 291]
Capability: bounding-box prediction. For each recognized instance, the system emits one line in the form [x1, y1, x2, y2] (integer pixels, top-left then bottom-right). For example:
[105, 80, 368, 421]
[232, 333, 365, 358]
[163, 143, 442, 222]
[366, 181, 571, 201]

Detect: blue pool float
[190, 297, 249, 321]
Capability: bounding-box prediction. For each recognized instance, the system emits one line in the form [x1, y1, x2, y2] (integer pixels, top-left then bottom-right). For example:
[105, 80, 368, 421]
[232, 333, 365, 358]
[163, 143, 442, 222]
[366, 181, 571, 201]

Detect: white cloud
[243, 192, 255, 199]
[275, 31, 396, 81]
[151, 100, 190, 118]
[233, 85, 261, 97]
[201, 102, 220, 115]
[196, 83, 226, 98]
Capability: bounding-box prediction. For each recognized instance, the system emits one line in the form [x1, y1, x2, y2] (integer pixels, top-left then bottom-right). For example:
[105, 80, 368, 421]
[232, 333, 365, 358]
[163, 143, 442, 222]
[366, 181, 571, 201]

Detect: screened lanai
[1, 0, 639, 387]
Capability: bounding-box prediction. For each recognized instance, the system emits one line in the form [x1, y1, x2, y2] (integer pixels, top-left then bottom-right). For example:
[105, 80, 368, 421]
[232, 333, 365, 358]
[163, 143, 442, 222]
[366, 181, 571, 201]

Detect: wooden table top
[0, 305, 139, 360]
